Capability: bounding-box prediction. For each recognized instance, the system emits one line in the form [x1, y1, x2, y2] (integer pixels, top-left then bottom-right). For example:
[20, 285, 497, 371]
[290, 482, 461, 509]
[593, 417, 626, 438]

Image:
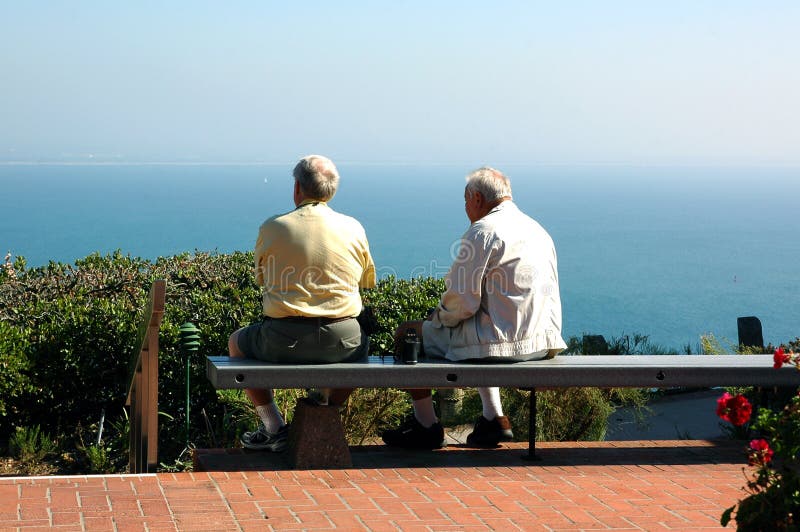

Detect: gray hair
[293, 155, 340, 201]
[465, 167, 512, 201]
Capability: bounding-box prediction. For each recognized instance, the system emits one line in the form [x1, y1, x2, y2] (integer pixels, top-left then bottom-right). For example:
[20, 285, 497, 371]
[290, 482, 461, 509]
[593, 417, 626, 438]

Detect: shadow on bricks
[195, 440, 744, 472]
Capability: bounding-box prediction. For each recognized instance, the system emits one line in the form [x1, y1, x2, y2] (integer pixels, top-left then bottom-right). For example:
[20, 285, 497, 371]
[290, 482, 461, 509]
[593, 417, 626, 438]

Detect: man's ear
[293, 180, 302, 206]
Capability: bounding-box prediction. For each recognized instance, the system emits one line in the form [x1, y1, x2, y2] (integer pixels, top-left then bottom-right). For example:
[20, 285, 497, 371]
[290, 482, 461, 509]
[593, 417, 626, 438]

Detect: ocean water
[2, 163, 799, 350]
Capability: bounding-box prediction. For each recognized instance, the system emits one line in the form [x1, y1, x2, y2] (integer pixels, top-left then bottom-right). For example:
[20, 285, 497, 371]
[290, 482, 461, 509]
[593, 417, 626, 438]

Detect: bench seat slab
[207, 354, 800, 390]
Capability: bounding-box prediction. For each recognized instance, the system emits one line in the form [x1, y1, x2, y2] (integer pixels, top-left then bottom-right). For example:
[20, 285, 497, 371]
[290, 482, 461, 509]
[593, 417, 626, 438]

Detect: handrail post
[126, 280, 166, 473]
[145, 324, 159, 469]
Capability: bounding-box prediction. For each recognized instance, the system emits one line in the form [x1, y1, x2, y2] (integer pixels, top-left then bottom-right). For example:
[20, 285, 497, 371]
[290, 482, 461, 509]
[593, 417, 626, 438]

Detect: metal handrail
[125, 279, 166, 473]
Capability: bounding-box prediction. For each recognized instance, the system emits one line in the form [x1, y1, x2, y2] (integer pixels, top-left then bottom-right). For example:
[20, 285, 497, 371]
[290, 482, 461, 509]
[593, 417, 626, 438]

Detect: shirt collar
[487, 199, 514, 216]
[296, 199, 327, 209]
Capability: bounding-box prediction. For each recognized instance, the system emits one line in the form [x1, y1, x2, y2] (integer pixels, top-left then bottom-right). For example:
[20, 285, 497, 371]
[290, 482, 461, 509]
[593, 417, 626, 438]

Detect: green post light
[179, 322, 201, 445]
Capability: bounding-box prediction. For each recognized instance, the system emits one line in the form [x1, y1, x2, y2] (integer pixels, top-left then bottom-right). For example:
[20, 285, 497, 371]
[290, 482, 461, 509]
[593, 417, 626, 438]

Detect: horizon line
[2, 160, 800, 169]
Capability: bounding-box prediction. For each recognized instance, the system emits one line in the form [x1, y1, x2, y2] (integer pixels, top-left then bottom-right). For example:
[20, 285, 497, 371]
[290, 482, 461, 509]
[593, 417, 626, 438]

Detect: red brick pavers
[2, 440, 749, 531]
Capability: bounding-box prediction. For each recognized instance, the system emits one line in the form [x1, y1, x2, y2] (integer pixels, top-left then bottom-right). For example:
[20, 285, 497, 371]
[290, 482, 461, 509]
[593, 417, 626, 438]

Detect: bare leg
[380, 323, 443, 448]
[404, 389, 437, 427]
[409, 389, 432, 400]
[392, 320, 437, 424]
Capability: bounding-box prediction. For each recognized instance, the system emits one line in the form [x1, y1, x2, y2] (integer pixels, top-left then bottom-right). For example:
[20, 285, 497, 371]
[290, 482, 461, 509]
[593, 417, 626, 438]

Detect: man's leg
[464, 387, 514, 447]
[380, 321, 445, 448]
[465, 353, 552, 447]
[229, 328, 288, 451]
[394, 320, 439, 426]
[408, 389, 439, 427]
[325, 326, 371, 405]
[381, 386, 444, 449]
[477, 387, 504, 420]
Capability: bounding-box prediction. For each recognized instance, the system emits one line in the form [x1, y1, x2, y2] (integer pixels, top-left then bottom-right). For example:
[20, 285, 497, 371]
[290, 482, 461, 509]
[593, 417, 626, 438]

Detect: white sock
[412, 395, 439, 428]
[478, 387, 504, 420]
[255, 403, 285, 433]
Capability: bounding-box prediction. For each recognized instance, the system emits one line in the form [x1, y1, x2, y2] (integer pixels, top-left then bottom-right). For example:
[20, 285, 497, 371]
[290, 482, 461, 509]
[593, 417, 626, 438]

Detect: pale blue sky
[1, 1, 798, 165]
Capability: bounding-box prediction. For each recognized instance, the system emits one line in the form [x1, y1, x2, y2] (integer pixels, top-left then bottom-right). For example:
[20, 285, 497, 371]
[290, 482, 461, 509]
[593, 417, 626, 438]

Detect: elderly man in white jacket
[382, 167, 567, 449]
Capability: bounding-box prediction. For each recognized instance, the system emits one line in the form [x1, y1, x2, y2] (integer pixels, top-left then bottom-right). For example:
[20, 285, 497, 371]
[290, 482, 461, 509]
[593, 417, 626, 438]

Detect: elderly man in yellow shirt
[228, 155, 376, 452]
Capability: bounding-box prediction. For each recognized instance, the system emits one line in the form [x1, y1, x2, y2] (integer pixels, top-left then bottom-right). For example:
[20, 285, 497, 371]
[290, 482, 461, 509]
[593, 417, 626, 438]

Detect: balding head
[465, 167, 512, 202]
[293, 155, 340, 201]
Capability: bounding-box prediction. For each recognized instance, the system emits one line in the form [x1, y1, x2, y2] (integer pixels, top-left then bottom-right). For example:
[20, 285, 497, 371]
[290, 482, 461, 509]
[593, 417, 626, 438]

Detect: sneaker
[241, 424, 289, 452]
[466, 416, 514, 447]
[382, 415, 445, 449]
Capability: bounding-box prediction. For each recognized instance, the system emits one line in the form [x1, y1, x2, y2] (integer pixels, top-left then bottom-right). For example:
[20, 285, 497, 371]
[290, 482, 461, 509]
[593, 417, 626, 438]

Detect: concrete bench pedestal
[288, 398, 352, 469]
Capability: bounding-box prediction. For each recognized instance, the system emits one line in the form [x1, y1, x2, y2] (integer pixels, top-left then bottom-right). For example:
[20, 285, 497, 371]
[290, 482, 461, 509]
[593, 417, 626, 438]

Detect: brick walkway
[1, 440, 748, 531]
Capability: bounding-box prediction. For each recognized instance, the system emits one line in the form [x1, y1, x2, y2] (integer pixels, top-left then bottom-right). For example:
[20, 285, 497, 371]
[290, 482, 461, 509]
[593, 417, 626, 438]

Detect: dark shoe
[241, 424, 289, 452]
[466, 416, 514, 447]
[382, 415, 445, 449]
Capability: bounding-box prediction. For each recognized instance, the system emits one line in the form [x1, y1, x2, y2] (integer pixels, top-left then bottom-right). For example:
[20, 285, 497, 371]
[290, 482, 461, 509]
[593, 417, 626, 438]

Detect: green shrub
[74, 410, 130, 474]
[362, 276, 445, 353]
[9, 425, 56, 464]
[0, 321, 33, 424]
[454, 386, 649, 442]
[340, 388, 412, 444]
[81, 444, 114, 474]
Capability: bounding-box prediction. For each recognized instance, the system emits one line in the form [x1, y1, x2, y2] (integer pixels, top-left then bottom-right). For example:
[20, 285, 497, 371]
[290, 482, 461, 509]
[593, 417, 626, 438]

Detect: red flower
[748, 438, 774, 466]
[716, 392, 752, 426]
[774, 347, 791, 369]
[729, 395, 753, 425]
[716, 392, 733, 419]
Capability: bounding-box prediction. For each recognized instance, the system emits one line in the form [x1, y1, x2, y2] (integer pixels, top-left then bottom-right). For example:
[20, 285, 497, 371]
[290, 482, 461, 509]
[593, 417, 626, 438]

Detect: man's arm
[254, 222, 274, 287]
[359, 241, 377, 289]
[431, 231, 494, 328]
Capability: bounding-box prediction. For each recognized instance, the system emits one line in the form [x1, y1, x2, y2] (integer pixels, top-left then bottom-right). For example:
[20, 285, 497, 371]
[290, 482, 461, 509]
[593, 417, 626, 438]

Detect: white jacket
[427, 201, 567, 360]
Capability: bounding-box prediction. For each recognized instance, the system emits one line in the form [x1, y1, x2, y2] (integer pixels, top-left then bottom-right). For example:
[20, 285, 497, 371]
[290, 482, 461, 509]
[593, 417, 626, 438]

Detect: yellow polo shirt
[255, 200, 376, 318]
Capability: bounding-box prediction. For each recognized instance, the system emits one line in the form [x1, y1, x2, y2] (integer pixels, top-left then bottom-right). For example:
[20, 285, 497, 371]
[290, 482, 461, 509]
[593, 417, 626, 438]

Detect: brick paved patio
[1, 440, 747, 531]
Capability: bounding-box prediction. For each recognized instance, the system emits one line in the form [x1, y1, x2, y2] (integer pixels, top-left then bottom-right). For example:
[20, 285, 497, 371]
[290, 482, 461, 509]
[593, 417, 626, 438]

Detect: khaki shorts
[237, 317, 368, 364]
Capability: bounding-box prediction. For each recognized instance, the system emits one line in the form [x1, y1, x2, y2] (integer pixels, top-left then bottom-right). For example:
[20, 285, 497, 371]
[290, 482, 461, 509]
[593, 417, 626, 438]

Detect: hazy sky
[1, 1, 798, 165]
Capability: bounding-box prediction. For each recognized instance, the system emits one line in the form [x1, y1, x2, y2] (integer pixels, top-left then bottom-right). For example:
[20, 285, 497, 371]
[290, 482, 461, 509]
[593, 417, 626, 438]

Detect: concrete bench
[206, 354, 800, 467]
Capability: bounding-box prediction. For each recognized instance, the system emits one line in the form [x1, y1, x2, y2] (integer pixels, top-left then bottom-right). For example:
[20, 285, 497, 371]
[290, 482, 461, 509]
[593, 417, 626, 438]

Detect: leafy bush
[81, 444, 114, 474]
[454, 388, 612, 441]
[9, 425, 57, 475]
[0, 321, 32, 422]
[362, 276, 445, 353]
[0, 250, 260, 461]
[340, 388, 412, 444]
[564, 332, 682, 356]
[74, 409, 130, 474]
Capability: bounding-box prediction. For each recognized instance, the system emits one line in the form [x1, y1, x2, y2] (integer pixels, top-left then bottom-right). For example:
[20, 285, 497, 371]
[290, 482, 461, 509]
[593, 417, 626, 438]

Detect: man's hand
[393, 320, 424, 355]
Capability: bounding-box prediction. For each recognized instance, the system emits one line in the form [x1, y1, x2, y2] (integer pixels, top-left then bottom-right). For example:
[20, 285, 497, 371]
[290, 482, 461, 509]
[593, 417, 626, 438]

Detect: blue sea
[2, 163, 799, 351]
